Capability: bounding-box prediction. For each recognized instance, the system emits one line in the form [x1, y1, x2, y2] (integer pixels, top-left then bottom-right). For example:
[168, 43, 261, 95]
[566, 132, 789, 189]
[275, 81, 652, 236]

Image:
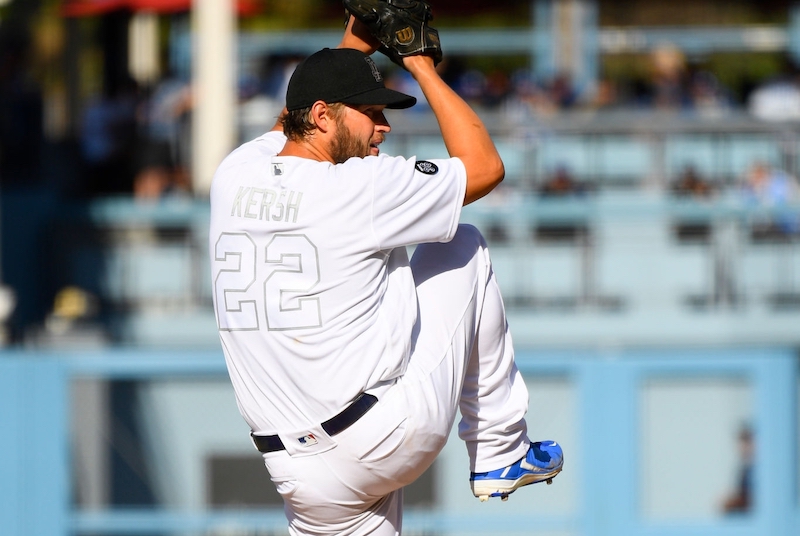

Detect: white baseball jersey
[209, 131, 467, 435]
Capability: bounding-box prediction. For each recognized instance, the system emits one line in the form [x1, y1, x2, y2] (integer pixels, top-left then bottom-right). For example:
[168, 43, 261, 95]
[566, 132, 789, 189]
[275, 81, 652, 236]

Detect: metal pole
[191, 0, 237, 197]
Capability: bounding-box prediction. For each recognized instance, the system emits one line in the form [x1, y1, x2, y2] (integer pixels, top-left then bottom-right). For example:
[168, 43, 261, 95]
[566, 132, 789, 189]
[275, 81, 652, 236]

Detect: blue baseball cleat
[470, 441, 564, 502]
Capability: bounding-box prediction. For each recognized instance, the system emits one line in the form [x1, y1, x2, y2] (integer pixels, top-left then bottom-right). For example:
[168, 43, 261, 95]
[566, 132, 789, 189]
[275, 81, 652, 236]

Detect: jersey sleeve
[366, 155, 467, 249]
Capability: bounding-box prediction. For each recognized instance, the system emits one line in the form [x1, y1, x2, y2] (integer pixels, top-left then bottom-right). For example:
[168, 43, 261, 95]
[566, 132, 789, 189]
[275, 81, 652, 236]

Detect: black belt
[251, 393, 378, 453]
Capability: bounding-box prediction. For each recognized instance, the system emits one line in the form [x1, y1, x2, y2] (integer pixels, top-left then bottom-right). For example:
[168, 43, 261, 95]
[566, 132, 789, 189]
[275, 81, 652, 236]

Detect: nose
[375, 111, 390, 131]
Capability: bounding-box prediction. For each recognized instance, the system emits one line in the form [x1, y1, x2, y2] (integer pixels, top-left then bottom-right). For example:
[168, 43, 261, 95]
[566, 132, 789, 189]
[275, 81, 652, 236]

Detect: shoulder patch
[415, 161, 439, 175]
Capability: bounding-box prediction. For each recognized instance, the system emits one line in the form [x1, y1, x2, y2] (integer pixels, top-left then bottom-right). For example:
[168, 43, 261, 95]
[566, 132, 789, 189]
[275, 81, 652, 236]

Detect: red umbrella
[61, 0, 262, 17]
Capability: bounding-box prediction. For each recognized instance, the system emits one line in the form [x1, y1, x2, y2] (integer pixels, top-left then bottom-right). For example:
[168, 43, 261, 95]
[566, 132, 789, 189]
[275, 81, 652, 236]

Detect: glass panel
[640, 376, 753, 520]
[495, 139, 530, 180]
[596, 136, 650, 182]
[440, 376, 577, 520]
[523, 377, 577, 516]
[538, 137, 593, 180]
[405, 136, 450, 160]
[725, 136, 780, 179]
[137, 378, 256, 509]
[666, 135, 718, 178]
[71, 377, 253, 510]
[666, 134, 781, 185]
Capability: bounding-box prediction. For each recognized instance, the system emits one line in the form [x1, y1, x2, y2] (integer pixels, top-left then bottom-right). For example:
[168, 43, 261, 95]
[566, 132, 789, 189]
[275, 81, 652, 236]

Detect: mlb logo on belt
[298, 433, 318, 446]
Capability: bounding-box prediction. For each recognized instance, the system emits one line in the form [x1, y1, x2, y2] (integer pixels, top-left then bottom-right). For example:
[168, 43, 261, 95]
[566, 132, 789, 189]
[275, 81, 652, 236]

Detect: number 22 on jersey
[213, 232, 322, 331]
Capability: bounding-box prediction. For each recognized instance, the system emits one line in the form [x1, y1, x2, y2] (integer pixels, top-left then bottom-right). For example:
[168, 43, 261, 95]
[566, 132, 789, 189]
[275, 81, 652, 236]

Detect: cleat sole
[471, 467, 562, 500]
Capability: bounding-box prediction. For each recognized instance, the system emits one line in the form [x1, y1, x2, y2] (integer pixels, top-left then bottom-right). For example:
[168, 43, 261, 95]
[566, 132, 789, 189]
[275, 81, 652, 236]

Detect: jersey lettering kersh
[230, 186, 303, 223]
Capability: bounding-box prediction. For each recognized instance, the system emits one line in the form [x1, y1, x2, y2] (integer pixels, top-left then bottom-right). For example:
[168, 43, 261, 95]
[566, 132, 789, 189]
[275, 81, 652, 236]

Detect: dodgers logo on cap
[365, 56, 382, 83]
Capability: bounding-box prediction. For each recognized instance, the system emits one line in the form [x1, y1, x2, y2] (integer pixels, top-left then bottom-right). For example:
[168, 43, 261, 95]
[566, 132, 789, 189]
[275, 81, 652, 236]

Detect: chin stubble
[331, 119, 370, 163]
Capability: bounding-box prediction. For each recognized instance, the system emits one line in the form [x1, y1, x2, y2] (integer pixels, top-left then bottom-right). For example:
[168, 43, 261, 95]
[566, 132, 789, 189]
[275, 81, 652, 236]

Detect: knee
[411, 224, 489, 279]
[453, 224, 488, 250]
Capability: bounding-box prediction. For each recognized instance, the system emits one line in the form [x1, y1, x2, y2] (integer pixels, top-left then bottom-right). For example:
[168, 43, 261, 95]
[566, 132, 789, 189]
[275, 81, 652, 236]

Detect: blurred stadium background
[1, 0, 799, 535]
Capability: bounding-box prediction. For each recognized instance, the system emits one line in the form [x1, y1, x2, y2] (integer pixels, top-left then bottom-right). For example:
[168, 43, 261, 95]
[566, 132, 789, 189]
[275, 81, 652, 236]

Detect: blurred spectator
[649, 44, 690, 110]
[748, 79, 800, 121]
[436, 56, 468, 94]
[387, 67, 429, 112]
[546, 72, 578, 109]
[502, 69, 584, 118]
[44, 286, 100, 337]
[588, 77, 620, 111]
[503, 68, 555, 119]
[455, 68, 488, 107]
[721, 425, 754, 515]
[672, 164, 714, 198]
[486, 222, 510, 244]
[133, 72, 193, 198]
[240, 53, 303, 141]
[539, 165, 585, 197]
[748, 56, 800, 121]
[259, 53, 304, 100]
[132, 165, 176, 200]
[742, 161, 800, 203]
[671, 165, 714, 243]
[688, 69, 731, 116]
[79, 76, 142, 196]
[741, 161, 800, 236]
[141, 73, 192, 167]
[482, 69, 512, 109]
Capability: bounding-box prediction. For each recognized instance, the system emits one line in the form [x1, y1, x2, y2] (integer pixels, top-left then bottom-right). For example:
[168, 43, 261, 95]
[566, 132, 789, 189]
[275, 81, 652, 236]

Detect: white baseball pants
[261, 224, 530, 535]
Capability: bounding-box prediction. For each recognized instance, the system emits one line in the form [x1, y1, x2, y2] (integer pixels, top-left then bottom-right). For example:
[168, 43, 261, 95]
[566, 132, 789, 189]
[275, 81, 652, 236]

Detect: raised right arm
[403, 55, 504, 205]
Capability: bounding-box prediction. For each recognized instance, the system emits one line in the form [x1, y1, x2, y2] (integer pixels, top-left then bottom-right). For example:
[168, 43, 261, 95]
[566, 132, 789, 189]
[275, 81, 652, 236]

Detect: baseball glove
[343, 0, 443, 68]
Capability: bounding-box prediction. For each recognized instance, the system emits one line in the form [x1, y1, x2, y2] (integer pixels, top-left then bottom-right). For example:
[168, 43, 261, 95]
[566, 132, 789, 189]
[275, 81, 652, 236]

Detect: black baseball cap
[285, 48, 417, 111]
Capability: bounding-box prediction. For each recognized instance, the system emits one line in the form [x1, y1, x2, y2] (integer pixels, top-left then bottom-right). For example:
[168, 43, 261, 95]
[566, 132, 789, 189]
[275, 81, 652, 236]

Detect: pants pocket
[338, 390, 410, 463]
[271, 475, 299, 499]
[263, 452, 299, 499]
[356, 417, 408, 463]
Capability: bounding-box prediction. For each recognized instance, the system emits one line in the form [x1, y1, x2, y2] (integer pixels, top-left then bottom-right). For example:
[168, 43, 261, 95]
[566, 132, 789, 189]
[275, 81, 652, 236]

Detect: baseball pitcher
[209, 2, 563, 534]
